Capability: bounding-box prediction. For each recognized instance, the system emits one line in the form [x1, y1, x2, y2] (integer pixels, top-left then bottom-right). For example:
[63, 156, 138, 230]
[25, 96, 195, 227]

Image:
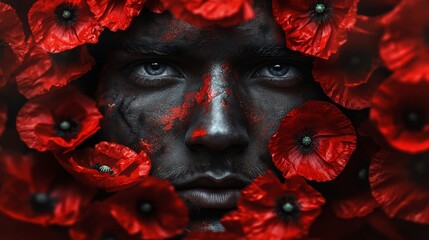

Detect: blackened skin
[97, 0, 323, 232]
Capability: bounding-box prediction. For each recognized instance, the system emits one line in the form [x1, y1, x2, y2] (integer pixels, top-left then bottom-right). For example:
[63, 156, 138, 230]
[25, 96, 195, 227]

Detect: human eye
[250, 62, 306, 88]
[128, 61, 184, 87]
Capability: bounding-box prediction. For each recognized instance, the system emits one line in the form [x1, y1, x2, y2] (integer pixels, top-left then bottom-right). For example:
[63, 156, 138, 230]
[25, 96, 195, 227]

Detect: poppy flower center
[137, 201, 156, 218]
[356, 168, 370, 186]
[309, 1, 331, 24]
[339, 50, 372, 76]
[275, 194, 300, 222]
[408, 156, 429, 185]
[54, 2, 79, 27]
[295, 128, 318, 154]
[402, 109, 426, 131]
[91, 163, 115, 175]
[30, 193, 55, 213]
[54, 118, 80, 138]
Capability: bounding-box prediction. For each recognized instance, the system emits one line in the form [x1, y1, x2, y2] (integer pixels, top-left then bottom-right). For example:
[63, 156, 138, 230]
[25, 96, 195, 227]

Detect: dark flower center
[29, 193, 55, 213]
[54, 118, 80, 138]
[339, 49, 373, 76]
[91, 163, 115, 175]
[294, 128, 319, 154]
[407, 155, 429, 185]
[309, 1, 332, 24]
[356, 168, 370, 185]
[275, 194, 300, 222]
[402, 109, 426, 131]
[100, 233, 118, 240]
[137, 201, 156, 218]
[54, 2, 79, 27]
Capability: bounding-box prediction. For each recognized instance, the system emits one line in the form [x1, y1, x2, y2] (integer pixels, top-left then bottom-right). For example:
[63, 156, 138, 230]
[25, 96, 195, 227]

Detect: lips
[174, 173, 250, 209]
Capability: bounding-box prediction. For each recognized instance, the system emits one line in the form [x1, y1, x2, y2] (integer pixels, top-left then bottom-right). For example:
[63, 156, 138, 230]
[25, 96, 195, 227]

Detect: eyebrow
[113, 41, 183, 56]
[240, 43, 294, 57]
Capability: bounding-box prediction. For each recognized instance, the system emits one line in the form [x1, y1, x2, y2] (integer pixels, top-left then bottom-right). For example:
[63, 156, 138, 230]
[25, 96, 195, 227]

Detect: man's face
[98, 2, 322, 231]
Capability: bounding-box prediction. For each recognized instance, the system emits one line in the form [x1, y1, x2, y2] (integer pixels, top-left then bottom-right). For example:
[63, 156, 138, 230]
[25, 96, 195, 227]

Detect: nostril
[185, 127, 249, 153]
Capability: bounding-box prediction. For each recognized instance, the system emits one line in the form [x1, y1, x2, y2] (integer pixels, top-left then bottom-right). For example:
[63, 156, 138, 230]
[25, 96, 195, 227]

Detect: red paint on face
[191, 128, 208, 139]
[139, 139, 154, 154]
[161, 75, 214, 130]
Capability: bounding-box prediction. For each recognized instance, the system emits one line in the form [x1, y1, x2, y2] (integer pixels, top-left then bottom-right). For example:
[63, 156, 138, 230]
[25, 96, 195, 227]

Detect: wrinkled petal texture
[161, 0, 254, 27]
[0, 153, 95, 226]
[313, 16, 387, 110]
[0, 2, 27, 86]
[108, 176, 189, 239]
[16, 88, 103, 152]
[380, 0, 429, 71]
[88, 0, 146, 31]
[238, 174, 325, 239]
[369, 150, 429, 224]
[56, 141, 151, 192]
[269, 100, 357, 182]
[273, 0, 358, 59]
[16, 44, 94, 99]
[370, 69, 429, 154]
[28, 0, 103, 53]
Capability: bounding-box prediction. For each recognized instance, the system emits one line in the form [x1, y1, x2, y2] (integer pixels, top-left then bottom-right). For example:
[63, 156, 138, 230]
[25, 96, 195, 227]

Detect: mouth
[174, 173, 250, 209]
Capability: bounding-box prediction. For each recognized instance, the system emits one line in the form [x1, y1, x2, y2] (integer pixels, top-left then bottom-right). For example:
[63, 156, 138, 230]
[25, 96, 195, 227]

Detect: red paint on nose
[191, 128, 207, 139]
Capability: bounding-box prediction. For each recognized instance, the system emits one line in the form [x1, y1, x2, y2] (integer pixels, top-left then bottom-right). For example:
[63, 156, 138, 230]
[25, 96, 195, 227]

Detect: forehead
[111, 3, 285, 58]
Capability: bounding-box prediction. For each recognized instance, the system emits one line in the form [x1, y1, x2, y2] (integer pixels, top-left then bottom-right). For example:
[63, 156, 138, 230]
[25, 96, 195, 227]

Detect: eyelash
[250, 62, 306, 88]
[128, 61, 184, 87]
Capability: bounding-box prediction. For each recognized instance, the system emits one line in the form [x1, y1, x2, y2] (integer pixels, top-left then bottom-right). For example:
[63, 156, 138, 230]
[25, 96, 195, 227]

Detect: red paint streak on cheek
[191, 128, 207, 139]
[160, 75, 215, 130]
[139, 140, 154, 154]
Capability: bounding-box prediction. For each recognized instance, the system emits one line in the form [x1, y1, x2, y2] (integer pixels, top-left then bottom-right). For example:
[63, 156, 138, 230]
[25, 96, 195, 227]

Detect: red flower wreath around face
[313, 16, 388, 110]
[269, 100, 357, 182]
[380, 0, 429, 71]
[370, 68, 429, 154]
[16, 43, 95, 99]
[107, 176, 189, 239]
[232, 174, 325, 239]
[272, 0, 358, 59]
[56, 141, 151, 192]
[28, 0, 103, 53]
[16, 87, 103, 152]
[369, 149, 429, 224]
[161, 0, 255, 27]
[0, 2, 27, 87]
[0, 152, 96, 226]
[87, 0, 147, 32]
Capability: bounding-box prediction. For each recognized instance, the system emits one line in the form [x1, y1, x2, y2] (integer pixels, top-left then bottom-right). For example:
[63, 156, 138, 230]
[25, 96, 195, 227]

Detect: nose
[185, 64, 249, 153]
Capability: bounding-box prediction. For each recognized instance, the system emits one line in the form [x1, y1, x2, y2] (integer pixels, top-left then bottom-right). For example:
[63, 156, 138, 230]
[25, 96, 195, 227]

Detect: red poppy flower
[87, 0, 146, 32]
[69, 202, 140, 240]
[233, 174, 325, 239]
[16, 87, 103, 152]
[272, 0, 358, 59]
[313, 16, 388, 110]
[370, 68, 429, 154]
[107, 176, 189, 239]
[369, 149, 429, 224]
[380, 0, 429, 71]
[160, 0, 254, 27]
[330, 137, 379, 219]
[269, 100, 357, 182]
[56, 141, 151, 192]
[0, 152, 96, 226]
[28, 0, 103, 53]
[357, 0, 400, 17]
[16, 43, 95, 99]
[0, 104, 6, 137]
[0, 213, 69, 240]
[0, 2, 27, 87]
